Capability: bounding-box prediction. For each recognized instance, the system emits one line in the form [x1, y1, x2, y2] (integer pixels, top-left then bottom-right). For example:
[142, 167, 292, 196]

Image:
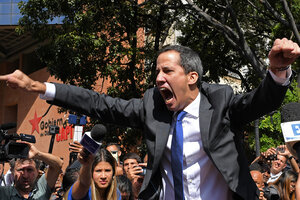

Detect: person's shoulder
[201, 82, 234, 95]
[0, 185, 15, 197]
[0, 185, 14, 191]
[143, 87, 161, 101]
[144, 87, 156, 95]
[116, 188, 122, 200]
[37, 174, 46, 183]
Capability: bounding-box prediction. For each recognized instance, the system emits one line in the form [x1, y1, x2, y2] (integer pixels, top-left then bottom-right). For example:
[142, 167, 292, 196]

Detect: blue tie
[171, 111, 187, 200]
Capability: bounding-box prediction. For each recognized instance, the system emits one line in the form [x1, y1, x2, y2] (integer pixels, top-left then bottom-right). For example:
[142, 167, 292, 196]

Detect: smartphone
[134, 165, 147, 176]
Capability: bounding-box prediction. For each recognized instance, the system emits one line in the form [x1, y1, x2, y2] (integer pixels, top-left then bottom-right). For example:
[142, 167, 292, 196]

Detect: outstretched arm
[0, 70, 46, 94]
[70, 144, 94, 200]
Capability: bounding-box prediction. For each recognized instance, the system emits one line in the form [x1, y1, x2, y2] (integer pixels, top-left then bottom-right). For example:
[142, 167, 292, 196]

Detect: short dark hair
[116, 175, 133, 200]
[62, 167, 80, 191]
[157, 45, 203, 88]
[11, 158, 41, 171]
[122, 152, 141, 164]
[106, 142, 120, 151]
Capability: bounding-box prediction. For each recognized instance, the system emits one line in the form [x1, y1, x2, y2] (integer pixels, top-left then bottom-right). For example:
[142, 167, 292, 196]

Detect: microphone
[80, 124, 107, 155]
[69, 124, 107, 167]
[90, 124, 107, 144]
[280, 102, 300, 159]
[0, 122, 16, 130]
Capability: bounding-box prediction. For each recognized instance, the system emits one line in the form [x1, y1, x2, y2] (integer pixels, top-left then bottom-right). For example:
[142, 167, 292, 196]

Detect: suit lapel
[152, 113, 172, 173]
[199, 92, 213, 151]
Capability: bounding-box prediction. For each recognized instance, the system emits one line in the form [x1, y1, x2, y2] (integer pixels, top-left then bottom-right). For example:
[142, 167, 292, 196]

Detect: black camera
[263, 186, 280, 200]
[135, 165, 146, 176]
[276, 147, 285, 153]
[0, 123, 36, 162]
[266, 154, 277, 161]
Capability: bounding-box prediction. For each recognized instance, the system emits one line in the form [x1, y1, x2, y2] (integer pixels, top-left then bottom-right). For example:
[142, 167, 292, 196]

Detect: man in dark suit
[1, 38, 300, 200]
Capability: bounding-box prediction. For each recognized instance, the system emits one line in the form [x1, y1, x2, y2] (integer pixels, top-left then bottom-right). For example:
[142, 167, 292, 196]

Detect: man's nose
[156, 72, 165, 85]
[22, 170, 29, 178]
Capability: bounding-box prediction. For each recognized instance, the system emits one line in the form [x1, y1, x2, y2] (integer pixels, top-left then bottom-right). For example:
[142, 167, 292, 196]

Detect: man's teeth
[166, 98, 172, 103]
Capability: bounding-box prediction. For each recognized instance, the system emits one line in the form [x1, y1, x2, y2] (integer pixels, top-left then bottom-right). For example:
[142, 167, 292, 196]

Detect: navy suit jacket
[49, 72, 289, 200]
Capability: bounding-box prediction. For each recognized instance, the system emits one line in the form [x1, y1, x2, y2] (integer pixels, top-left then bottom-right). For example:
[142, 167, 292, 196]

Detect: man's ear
[188, 71, 199, 86]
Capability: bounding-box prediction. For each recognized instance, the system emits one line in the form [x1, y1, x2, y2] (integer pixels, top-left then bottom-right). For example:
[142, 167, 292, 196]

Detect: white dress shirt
[159, 93, 232, 200]
[267, 171, 283, 184]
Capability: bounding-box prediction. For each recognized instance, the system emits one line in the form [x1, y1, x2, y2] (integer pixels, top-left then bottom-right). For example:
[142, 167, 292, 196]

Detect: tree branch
[281, 0, 300, 44]
[185, 0, 266, 78]
[260, 0, 300, 30]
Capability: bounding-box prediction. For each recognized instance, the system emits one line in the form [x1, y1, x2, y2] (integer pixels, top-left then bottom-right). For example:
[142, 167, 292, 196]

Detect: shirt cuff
[39, 82, 56, 100]
[268, 66, 292, 86]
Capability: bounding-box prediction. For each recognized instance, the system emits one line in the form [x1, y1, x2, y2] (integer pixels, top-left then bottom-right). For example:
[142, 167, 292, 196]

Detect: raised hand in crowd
[0, 142, 63, 200]
[260, 147, 277, 165]
[127, 163, 147, 200]
[126, 163, 147, 182]
[276, 145, 299, 173]
[258, 188, 267, 200]
[69, 141, 83, 154]
[25, 142, 63, 189]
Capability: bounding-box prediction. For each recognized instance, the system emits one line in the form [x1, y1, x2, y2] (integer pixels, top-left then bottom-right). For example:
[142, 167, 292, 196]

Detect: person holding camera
[127, 163, 147, 200]
[0, 142, 63, 200]
[267, 145, 299, 184]
[122, 152, 146, 200]
[251, 145, 299, 185]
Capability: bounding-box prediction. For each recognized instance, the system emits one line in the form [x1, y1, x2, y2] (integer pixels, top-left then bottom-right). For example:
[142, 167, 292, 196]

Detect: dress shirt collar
[183, 92, 200, 118]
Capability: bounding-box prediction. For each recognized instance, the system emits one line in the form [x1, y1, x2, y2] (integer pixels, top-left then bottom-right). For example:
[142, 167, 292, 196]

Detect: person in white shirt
[1, 38, 300, 200]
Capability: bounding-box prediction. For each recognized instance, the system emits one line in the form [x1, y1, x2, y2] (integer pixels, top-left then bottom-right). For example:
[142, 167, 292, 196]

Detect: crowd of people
[0, 142, 63, 200]
[249, 145, 300, 200]
[0, 141, 149, 200]
[2, 141, 300, 200]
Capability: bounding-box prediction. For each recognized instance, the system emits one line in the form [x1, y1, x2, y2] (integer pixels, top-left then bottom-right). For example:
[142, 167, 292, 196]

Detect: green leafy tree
[17, 0, 181, 154]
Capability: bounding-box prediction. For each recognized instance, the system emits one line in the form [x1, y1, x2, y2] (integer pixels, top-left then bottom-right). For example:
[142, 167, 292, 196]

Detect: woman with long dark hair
[266, 170, 297, 200]
[64, 148, 121, 200]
